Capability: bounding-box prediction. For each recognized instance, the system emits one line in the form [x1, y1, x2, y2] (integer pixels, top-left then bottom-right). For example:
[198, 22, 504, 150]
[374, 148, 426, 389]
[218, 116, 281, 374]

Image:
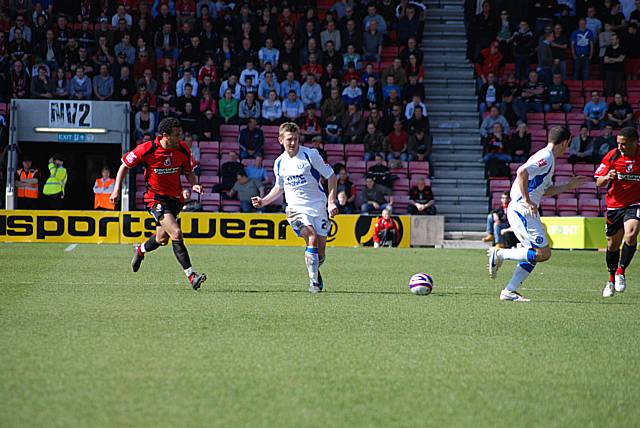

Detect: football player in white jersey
[252, 122, 339, 293]
[488, 126, 587, 302]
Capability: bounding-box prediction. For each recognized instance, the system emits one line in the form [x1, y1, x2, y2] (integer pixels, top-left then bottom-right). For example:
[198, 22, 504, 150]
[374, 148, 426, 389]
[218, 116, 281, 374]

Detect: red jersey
[373, 217, 399, 244]
[123, 137, 192, 201]
[595, 148, 640, 209]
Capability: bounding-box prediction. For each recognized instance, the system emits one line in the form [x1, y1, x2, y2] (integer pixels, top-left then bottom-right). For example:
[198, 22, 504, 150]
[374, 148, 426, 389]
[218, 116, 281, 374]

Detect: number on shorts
[321, 219, 328, 230]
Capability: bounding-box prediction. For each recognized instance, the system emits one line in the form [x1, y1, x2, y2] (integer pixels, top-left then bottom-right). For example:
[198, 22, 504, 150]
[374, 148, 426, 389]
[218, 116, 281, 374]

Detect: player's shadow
[208, 289, 456, 296]
[535, 298, 640, 305]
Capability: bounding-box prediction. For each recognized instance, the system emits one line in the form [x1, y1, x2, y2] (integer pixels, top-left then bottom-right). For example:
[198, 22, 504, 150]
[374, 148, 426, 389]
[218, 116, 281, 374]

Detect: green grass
[0, 243, 639, 428]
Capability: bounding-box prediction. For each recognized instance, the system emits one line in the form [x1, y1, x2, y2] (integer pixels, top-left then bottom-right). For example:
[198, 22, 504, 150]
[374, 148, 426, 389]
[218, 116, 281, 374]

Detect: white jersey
[510, 148, 555, 207]
[275, 146, 334, 216]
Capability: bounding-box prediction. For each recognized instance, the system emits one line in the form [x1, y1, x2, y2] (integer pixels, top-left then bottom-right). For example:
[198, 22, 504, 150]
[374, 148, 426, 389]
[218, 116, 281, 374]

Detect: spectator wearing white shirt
[219, 74, 242, 100]
[320, 21, 342, 52]
[111, 5, 133, 28]
[239, 61, 260, 88]
[262, 90, 283, 124]
[363, 4, 387, 34]
[280, 71, 301, 98]
[404, 97, 427, 120]
[258, 71, 280, 101]
[176, 70, 199, 97]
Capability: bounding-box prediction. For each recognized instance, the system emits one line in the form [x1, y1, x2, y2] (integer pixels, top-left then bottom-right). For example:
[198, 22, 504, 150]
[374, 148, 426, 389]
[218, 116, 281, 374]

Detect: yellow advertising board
[541, 216, 607, 249]
[0, 211, 411, 248]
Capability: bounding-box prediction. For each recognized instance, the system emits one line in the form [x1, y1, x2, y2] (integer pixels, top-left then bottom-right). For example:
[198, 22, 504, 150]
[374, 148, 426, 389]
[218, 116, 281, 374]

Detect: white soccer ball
[409, 273, 433, 295]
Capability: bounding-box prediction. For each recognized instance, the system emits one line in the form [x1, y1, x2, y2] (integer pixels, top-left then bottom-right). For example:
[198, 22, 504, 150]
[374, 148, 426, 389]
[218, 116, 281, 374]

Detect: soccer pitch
[0, 244, 638, 428]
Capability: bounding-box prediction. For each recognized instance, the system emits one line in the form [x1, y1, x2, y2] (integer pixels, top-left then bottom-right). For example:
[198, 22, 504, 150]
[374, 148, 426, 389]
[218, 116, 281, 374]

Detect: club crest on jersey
[296, 162, 306, 169]
[164, 156, 172, 166]
[627, 162, 634, 173]
[536, 158, 547, 167]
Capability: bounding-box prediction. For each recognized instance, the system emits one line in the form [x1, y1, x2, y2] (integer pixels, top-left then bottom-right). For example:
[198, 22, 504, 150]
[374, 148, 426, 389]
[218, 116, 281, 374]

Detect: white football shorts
[286, 209, 331, 237]
[506, 202, 549, 248]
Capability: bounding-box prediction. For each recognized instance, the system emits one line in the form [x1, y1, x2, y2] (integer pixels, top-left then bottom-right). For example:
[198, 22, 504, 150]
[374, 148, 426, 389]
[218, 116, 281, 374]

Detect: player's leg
[132, 204, 171, 272]
[603, 209, 625, 297]
[616, 217, 640, 292]
[158, 212, 207, 290]
[300, 226, 321, 292]
[317, 235, 327, 291]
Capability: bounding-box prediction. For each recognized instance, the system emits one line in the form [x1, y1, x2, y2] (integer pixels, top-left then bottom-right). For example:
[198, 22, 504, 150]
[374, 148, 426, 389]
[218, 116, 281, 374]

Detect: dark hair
[619, 127, 639, 142]
[502, 191, 509, 197]
[158, 117, 182, 136]
[236, 170, 247, 178]
[548, 125, 572, 145]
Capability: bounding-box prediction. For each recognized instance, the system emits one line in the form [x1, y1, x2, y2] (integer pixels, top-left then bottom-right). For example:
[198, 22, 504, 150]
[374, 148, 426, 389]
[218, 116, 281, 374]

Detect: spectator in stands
[180, 102, 200, 138]
[407, 129, 432, 163]
[510, 122, 532, 163]
[478, 72, 502, 115]
[603, 32, 626, 97]
[323, 113, 343, 145]
[283, 90, 305, 123]
[309, 136, 328, 162]
[157, 102, 176, 125]
[52, 67, 69, 99]
[213, 151, 244, 195]
[569, 125, 596, 164]
[475, 41, 503, 89]
[366, 107, 384, 130]
[336, 167, 357, 210]
[262, 90, 283, 125]
[134, 102, 155, 140]
[8, 27, 30, 65]
[175, 83, 197, 115]
[544, 73, 572, 113]
[407, 105, 430, 136]
[368, 155, 393, 189]
[483, 122, 512, 168]
[342, 44, 362, 71]
[585, 5, 602, 35]
[595, 124, 617, 161]
[281, 71, 301, 98]
[301, 74, 323, 109]
[114, 65, 135, 101]
[363, 122, 385, 161]
[238, 92, 261, 123]
[219, 74, 241, 100]
[512, 21, 534, 81]
[299, 105, 321, 141]
[402, 73, 425, 104]
[219, 88, 238, 124]
[258, 71, 280, 102]
[245, 156, 270, 185]
[336, 191, 354, 214]
[30, 65, 52, 99]
[361, 176, 393, 214]
[199, 88, 216, 115]
[408, 177, 436, 215]
[385, 119, 410, 161]
[398, 5, 423, 45]
[341, 103, 364, 144]
[404, 95, 427, 121]
[382, 58, 407, 88]
[155, 23, 179, 60]
[363, 19, 383, 62]
[229, 171, 265, 213]
[400, 37, 423, 66]
[469, 1, 498, 61]
[496, 10, 514, 61]
[238, 117, 264, 160]
[499, 73, 520, 126]
[342, 77, 363, 105]
[551, 23, 568, 80]
[363, 75, 383, 110]
[321, 21, 341, 53]
[69, 66, 92, 99]
[583, 91, 608, 130]
[182, 188, 203, 212]
[571, 18, 595, 80]
[373, 208, 399, 247]
[607, 93, 635, 128]
[91, 64, 113, 101]
[624, 23, 640, 80]
[176, 69, 198, 97]
[537, 30, 554, 85]
[480, 105, 510, 138]
[513, 70, 545, 122]
[598, 21, 613, 64]
[114, 33, 135, 65]
[482, 192, 513, 248]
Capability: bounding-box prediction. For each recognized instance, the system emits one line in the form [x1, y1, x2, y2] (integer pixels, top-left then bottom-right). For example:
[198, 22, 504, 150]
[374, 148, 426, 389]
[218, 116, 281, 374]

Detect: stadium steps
[422, 1, 488, 234]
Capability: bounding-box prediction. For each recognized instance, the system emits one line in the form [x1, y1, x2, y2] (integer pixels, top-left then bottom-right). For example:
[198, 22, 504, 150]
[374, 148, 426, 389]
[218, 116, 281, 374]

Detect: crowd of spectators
[469, 0, 640, 178]
[0, 0, 435, 215]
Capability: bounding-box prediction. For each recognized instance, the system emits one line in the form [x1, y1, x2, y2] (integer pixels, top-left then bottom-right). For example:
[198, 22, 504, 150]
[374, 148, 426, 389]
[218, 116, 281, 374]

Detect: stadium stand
[0, 0, 434, 215]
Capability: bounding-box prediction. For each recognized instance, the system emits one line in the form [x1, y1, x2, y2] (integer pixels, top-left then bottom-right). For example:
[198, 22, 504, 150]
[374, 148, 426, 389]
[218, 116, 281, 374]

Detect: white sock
[139, 243, 147, 253]
[498, 247, 531, 262]
[304, 247, 319, 283]
[505, 262, 535, 292]
[184, 267, 193, 277]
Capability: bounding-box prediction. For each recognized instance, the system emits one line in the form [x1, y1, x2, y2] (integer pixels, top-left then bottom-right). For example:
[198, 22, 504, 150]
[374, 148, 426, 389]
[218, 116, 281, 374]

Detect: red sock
[616, 267, 625, 276]
[137, 245, 144, 256]
[609, 273, 615, 282]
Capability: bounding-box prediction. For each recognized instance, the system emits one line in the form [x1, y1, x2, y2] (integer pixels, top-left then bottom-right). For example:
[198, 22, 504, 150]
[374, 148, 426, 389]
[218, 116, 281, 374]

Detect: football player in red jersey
[595, 127, 640, 297]
[110, 118, 207, 290]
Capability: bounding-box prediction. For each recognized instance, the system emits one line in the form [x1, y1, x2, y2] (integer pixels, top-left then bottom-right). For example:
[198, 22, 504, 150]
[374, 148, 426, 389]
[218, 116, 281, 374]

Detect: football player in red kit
[110, 118, 207, 290]
[595, 127, 640, 297]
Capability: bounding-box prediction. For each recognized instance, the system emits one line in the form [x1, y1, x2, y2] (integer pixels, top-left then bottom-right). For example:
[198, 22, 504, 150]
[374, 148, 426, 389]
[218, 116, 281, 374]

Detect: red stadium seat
[221, 200, 241, 212]
[199, 141, 219, 155]
[573, 164, 595, 175]
[575, 179, 598, 197]
[324, 144, 344, 160]
[489, 178, 510, 193]
[409, 176, 430, 187]
[578, 198, 600, 216]
[198, 175, 219, 187]
[219, 141, 239, 155]
[408, 161, 429, 177]
[583, 80, 603, 94]
[540, 197, 557, 214]
[389, 161, 408, 179]
[345, 144, 365, 159]
[566, 112, 584, 125]
[393, 178, 410, 192]
[347, 160, 367, 175]
[546, 112, 566, 126]
[199, 154, 219, 173]
[557, 197, 578, 216]
[200, 193, 220, 211]
[527, 113, 545, 126]
[392, 195, 410, 214]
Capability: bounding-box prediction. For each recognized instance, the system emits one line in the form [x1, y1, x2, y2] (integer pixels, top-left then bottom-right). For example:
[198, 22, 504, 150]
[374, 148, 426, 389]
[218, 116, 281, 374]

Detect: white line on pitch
[64, 244, 79, 252]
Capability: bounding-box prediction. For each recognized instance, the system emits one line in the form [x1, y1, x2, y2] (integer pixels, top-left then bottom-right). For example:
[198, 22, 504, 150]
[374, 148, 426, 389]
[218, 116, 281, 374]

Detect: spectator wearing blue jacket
[69, 66, 92, 99]
[583, 91, 608, 130]
[301, 74, 323, 109]
[261, 90, 283, 125]
[258, 71, 280, 101]
[258, 38, 280, 68]
[280, 71, 301, 98]
[342, 78, 362, 105]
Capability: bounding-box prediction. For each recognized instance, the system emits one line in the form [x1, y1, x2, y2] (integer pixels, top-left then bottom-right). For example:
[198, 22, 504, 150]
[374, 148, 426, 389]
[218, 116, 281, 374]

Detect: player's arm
[326, 172, 338, 217]
[110, 162, 129, 204]
[309, 148, 339, 216]
[252, 184, 282, 208]
[185, 171, 203, 194]
[544, 176, 588, 196]
[515, 165, 537, 216]
[595, 157, 616, 187]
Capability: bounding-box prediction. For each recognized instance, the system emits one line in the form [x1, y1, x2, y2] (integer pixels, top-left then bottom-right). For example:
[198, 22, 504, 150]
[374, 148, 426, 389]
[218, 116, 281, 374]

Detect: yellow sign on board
[541, 216, 607, 249]
[0, 211, 411, 248]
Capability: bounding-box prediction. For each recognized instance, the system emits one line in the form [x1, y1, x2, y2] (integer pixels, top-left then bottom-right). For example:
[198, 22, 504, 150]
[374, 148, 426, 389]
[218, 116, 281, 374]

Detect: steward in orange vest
[16, 157, 40, 210]
[93, 166, 116, 210]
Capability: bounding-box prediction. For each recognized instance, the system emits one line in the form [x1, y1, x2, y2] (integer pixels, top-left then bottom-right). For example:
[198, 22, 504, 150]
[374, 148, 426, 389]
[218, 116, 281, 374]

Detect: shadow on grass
[205, 289, 463, 297]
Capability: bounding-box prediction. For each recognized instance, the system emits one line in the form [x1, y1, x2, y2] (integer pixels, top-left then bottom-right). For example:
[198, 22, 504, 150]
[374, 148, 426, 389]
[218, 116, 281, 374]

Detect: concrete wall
[410, 216, 445, 247]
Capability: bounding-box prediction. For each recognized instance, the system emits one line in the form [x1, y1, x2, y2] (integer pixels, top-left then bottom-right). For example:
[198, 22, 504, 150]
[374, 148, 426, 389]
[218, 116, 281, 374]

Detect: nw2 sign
[49, 101, 93, 128]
